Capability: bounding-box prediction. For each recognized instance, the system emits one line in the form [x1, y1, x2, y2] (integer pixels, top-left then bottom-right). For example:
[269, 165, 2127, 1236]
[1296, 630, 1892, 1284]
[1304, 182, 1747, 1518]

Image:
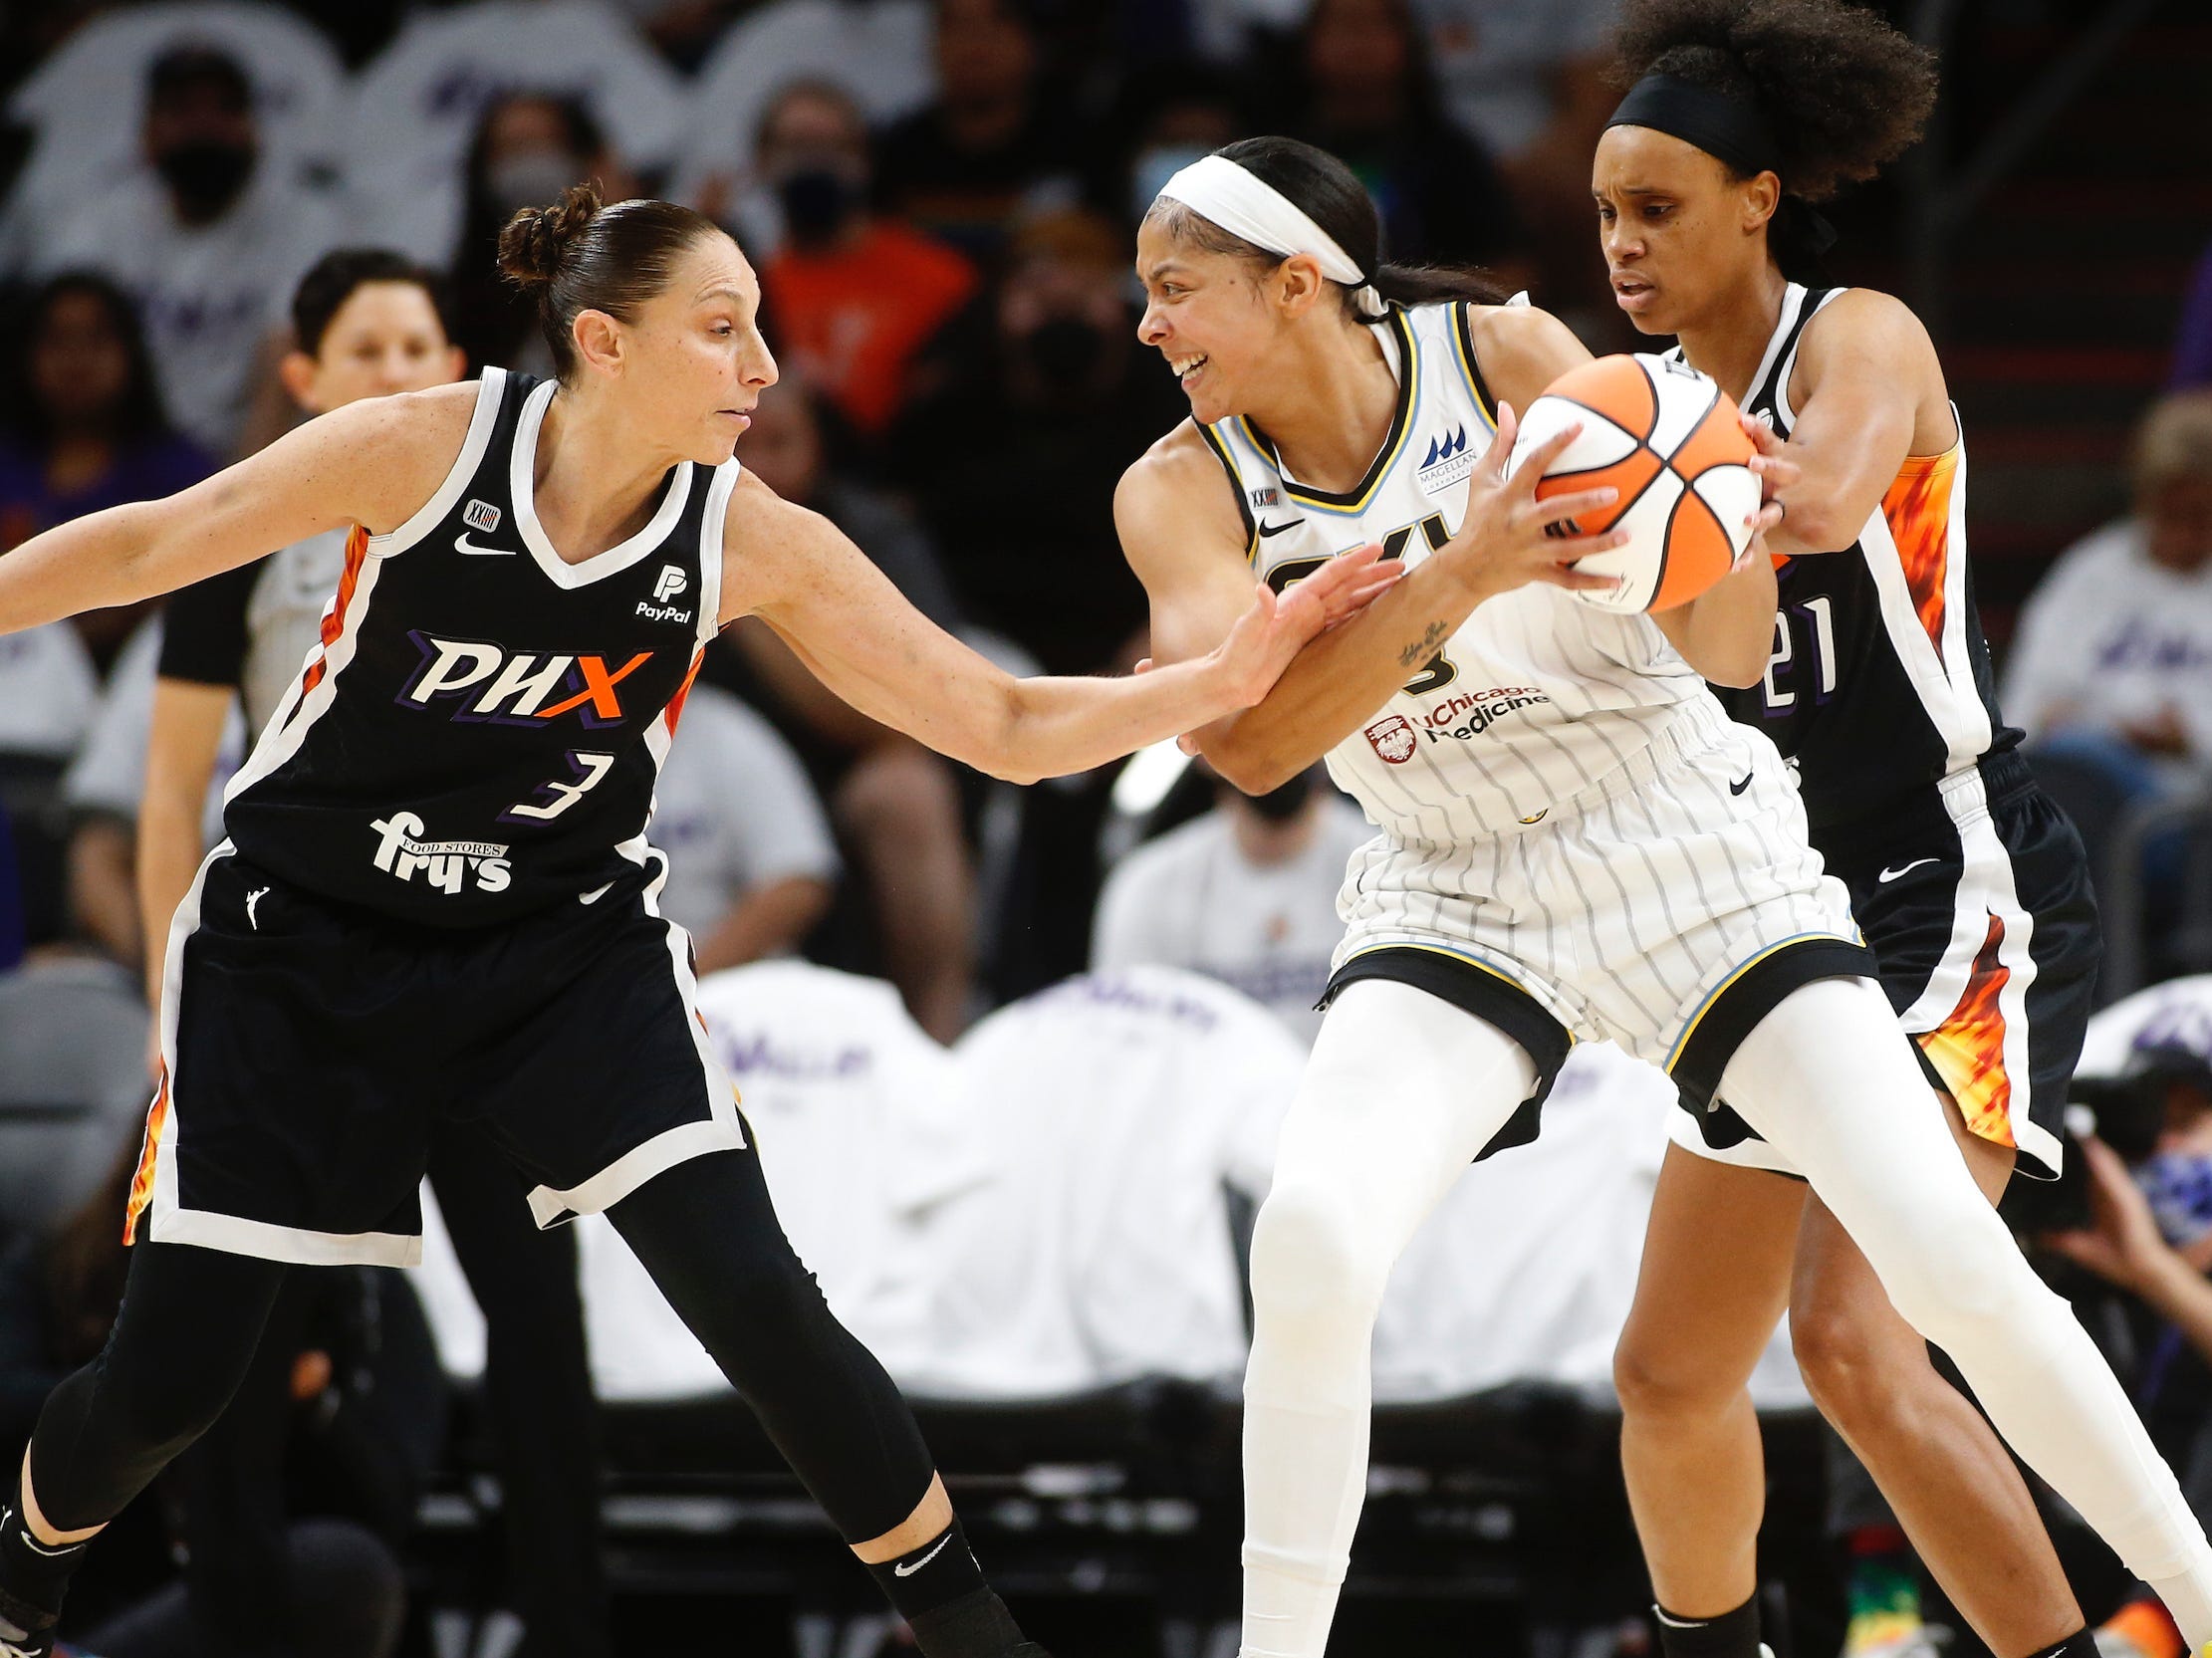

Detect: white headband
[1156, 153, 1387, 320]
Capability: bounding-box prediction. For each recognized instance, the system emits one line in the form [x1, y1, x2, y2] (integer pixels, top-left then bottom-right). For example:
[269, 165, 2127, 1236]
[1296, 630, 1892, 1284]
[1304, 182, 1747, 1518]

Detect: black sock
[2025, 1629, 2099, 1658]
[865, 1518, 989, 1624]
[1654, 1594, 1762, 1658]
[904, 1586, 1039, 1658]
[0, 1479, 88, 1641]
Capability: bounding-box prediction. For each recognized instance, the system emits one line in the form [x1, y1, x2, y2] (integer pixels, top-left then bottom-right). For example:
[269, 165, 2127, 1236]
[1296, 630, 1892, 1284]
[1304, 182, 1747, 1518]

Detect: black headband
[1606, 71, 1838, 260]
[1606, 72, 1782, 179]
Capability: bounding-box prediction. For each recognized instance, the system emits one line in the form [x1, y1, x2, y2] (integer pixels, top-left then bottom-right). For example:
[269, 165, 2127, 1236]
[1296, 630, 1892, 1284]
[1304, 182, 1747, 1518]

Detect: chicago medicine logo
[1363, 684, 1551, 764]
[400, 632, 654, 727]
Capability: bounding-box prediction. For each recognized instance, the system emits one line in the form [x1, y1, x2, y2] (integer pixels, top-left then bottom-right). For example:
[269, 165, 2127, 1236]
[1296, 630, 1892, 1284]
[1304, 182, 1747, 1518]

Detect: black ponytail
[1147, 135, 1506, 318]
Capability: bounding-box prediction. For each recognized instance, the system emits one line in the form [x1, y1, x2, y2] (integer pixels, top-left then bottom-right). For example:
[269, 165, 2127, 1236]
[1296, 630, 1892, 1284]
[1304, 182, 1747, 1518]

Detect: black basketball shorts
[125, 842, 744, 1265]
[1673, 753, 2095, 1180]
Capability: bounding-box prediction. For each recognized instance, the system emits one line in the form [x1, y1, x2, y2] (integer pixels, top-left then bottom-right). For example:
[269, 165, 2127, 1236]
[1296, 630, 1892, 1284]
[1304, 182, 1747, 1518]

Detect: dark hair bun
[1612, 0, 1937, 201]
[497, 181, 603, 292]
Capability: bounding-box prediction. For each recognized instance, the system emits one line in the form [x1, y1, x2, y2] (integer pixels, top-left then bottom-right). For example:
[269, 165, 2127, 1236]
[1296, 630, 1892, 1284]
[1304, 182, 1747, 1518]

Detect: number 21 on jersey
[1761, 595, 1838, 710]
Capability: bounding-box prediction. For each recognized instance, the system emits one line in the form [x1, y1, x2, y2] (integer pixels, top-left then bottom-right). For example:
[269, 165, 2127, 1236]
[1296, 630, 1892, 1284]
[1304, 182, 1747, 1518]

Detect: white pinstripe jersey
[1196, 301, 1706, 842]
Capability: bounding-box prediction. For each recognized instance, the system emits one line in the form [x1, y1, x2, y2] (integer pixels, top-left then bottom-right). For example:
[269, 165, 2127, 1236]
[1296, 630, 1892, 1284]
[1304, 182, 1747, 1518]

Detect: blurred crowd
[3, 2, 2212, 1656]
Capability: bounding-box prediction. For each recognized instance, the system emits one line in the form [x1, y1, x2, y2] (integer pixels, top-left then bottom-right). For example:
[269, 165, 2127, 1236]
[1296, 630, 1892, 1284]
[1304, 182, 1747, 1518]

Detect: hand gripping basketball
[1438, 405, 1629, 599]
[1508, 355, 1763, 613]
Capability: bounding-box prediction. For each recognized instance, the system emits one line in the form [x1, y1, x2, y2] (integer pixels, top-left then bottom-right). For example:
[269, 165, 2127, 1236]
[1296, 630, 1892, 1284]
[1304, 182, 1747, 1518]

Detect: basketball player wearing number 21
[1596, 5, 2212, 1658]
[1114, 133, 2212, 1658]
[1601, 3, 2212, 1658]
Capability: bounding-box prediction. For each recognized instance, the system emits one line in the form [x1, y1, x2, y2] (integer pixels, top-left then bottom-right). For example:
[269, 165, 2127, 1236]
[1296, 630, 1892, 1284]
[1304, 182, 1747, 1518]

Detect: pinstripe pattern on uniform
[1332, 694, 1860, 1070]
[1204, 302, 1862, 1072]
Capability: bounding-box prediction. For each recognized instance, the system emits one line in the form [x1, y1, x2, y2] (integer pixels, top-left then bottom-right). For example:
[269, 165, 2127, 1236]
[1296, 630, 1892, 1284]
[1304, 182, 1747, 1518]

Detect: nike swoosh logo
[1728, 773, 1752, 796]
[455, 533, 514, 556]
[579, 881, 616, 905]
[1877, 857, 1939, 883]
[1256, 518, 1299, 538]
[893, 1535, 953, 1577]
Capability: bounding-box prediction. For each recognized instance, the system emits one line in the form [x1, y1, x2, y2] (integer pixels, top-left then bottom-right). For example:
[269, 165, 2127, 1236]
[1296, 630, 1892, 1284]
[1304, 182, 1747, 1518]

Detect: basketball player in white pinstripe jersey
[1116, 136, 2212, 1658]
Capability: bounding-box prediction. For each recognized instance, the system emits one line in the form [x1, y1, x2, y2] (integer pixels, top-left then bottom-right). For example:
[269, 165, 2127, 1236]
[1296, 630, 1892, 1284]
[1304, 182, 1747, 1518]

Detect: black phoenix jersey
[220, 367, 735, 926]
[1688, 285, 2023, 831]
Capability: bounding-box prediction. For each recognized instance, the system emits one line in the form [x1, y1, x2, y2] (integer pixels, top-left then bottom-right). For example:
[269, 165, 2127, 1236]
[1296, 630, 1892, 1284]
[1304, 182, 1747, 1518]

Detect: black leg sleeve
[603, 1147, 935, 1544]
[427, 1120, 609, 1658]
[28, 1243, 286, 1533]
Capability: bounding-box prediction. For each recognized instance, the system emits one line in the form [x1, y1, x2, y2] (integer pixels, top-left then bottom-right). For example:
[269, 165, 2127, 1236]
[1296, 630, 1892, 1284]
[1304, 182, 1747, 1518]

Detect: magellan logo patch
[1417, 425, 1476, 494]
[462, 498, 502, 534]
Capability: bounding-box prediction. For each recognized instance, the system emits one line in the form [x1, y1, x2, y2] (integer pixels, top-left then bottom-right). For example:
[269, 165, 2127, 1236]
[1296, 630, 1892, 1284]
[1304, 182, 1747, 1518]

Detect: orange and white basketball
[1508, 354, 1761, 614]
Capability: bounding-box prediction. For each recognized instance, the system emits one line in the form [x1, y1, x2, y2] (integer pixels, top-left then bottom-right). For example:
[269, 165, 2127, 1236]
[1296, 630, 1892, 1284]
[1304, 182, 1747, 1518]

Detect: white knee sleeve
[1240, 980, 1537, 1658]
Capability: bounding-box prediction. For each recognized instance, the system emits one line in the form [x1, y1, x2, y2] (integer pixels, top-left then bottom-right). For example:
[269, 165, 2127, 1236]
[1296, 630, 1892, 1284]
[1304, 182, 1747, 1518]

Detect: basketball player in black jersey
[0, 185, 1419, 1658]
[1590, 7, 2187, 1658]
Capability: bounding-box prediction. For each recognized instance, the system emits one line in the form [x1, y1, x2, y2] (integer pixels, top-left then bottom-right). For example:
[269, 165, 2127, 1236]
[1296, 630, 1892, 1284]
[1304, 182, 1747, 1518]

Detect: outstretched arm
[0, 385, 471, 636]
[1120, 410, 1623, 795]
[720, 472, 1401, 786]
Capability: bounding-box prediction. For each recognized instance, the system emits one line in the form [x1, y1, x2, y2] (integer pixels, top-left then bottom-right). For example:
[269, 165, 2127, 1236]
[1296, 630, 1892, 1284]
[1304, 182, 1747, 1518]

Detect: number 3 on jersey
[1265, 513, 1457, 696]
[505, 750, 615, 822]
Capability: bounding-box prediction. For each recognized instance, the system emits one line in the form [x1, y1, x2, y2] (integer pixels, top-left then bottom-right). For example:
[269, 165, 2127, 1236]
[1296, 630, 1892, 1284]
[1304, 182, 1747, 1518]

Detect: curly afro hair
[1611, 0, 1938, 201]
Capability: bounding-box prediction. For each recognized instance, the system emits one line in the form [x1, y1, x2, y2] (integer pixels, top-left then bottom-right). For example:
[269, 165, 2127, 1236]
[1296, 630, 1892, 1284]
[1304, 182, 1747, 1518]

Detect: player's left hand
[1208, 543, 1399, 706]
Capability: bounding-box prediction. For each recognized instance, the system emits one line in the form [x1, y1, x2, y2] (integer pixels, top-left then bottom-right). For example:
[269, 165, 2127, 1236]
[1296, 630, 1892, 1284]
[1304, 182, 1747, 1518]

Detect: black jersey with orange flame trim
[1684, 284, 2024, 831]
[220, 367, 736, 927]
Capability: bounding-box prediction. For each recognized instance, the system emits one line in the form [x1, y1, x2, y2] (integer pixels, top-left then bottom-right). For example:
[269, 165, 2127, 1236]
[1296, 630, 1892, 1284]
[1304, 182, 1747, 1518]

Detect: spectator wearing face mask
[447, 92, 638, 380]
[28, 46, 343, 457]
[751, 81, 977, 442]
[1109, 63, 1243, 233]
[1092, 766, 1374, 1045]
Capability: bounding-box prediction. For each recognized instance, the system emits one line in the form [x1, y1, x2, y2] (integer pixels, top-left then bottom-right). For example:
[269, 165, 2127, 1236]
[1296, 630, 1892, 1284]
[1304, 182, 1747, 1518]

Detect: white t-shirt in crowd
[346, 0, 690, 264]
[31, 168, 343, 455]
[0, 1, 347, 275]
[1406, 0, 1619, 158]
[2003, 518, 2212, 770]
[646, 685, 838, 941]
[673, 0, 934, 208]
[1092, 799, 1375, 1045]
[1370, 1042, 1810, 1408]
[61, 621, 240, 841]
[0, 623, 100, 763]
[885, 967, 1304, 1399]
